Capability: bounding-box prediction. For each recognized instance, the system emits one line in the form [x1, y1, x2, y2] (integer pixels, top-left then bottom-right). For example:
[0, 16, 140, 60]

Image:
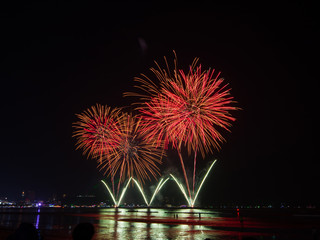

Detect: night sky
[0, 2, 318, 205]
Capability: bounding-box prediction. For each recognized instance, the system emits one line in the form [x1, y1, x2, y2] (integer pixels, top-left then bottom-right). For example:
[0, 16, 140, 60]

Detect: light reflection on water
[0, 207, 309, 239]
[95, 208, 224, 240]
[0, 208, 239, 239]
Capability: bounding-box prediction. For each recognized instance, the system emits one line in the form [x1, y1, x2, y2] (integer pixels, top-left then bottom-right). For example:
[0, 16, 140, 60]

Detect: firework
[149, 177, 169, 206]
[130, 61, 236, 156]
[101, 180, 117, 206]
[98, 112, 164, 195]
[192, 160, 217, 206]
[117, 177, 133, 206]
[132, 178, 149, 206]
[74, 106, 164, 198]
[132, 177, 170, 206]
[73, 104, 121, 195]
[171, 160, 217, 207]
[126, 54, 236, 206]
[101, 178, 132, 207]
[170, 174, 191, 206]
[73, 104, 120, 160]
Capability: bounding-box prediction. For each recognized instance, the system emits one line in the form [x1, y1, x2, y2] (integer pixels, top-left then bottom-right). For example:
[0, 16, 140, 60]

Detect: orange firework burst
[99, 112, 164, 189]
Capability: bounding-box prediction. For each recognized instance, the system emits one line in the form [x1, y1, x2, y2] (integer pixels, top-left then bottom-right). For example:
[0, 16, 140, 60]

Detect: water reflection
[35, 208, 40, 229]
[0, 207, 294, 239]
[96, 208, 229, 239]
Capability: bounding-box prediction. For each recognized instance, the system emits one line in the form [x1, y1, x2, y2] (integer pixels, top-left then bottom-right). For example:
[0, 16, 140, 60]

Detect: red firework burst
[73, 104, 121, 160]
[127, 58, 236, 157]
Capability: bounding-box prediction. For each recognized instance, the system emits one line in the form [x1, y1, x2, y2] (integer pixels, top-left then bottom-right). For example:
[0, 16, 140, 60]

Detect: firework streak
[132, 177, 170, 206]
[170, 160, 217, 207]
[101, 178, 132, 207]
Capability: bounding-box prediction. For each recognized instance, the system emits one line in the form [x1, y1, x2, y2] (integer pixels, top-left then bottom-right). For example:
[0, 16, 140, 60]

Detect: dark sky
[0, 2, 318, 205]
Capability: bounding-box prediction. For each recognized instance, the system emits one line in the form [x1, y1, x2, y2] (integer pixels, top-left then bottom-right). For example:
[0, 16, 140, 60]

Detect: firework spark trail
[101, 180, 117, 206]
[101, 178, 132, 207]
[117, 177, 133, 207]
[177, 149, 191, 200]
[126, 54, 236, 206]
[193, 151, 197, 197]
[73, 104, 120, 160]
[132, 178, 149, 206]
[191, 160, 217, 207]
[149, 177, 169, 206]
[170, 160, 217, 207]
[132, 177, 170, 206]
[170, 174, 191, 206]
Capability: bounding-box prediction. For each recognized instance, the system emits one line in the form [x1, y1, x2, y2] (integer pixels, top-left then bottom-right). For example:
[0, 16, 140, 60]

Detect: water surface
[1, 207, 319, 239]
